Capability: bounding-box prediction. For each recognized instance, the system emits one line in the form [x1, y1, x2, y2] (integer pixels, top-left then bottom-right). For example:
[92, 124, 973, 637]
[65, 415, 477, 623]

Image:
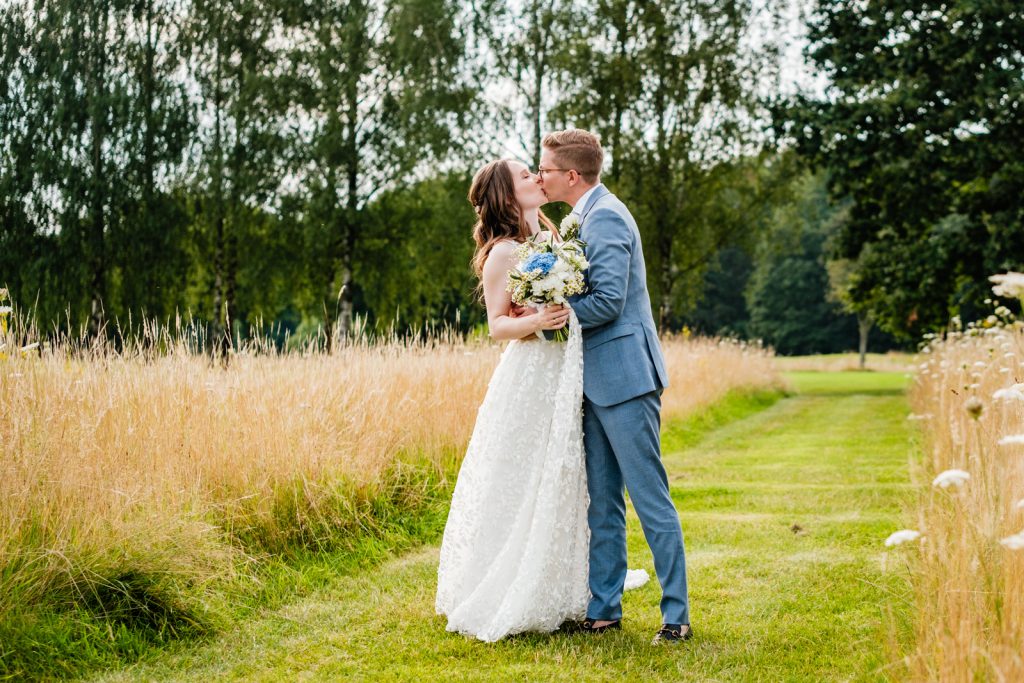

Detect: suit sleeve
[571, 208, 631, 329]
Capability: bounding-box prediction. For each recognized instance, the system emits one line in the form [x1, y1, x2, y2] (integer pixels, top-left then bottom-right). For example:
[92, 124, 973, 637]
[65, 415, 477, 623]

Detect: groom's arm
[572, 208, 631, 330]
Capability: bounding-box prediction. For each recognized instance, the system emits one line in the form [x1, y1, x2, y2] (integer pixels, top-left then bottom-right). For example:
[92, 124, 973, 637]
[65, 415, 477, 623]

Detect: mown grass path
[94, 372, 914, 682]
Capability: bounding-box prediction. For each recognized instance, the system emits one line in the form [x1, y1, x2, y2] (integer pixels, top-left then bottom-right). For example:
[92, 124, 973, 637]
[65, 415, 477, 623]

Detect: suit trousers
[583, 389, 690, 625]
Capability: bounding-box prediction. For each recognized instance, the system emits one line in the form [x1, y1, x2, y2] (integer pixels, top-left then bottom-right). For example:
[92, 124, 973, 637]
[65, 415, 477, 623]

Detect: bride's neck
[523, 208, 541, 236]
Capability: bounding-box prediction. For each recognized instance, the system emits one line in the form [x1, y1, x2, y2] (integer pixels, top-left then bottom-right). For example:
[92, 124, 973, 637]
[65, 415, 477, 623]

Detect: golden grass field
[906, 321, 1024, 680]
[773, 351, 915, 373]
[0, 323, 780, 639]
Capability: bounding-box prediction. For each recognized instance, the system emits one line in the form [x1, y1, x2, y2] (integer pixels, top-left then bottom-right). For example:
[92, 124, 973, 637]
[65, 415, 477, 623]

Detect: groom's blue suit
[568, 184, 690, 626]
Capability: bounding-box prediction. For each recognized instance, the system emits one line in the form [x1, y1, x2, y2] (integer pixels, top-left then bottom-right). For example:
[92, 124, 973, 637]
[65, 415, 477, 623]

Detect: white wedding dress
[435, 310, 592, 641]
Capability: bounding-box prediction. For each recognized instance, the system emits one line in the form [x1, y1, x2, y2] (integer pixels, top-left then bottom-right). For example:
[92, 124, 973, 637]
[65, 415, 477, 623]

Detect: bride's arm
[482, 241, 568, 341]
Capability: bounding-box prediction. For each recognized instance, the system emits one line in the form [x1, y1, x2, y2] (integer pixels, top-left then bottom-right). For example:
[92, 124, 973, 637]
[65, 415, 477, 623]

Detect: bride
[435, 159, 644, 642]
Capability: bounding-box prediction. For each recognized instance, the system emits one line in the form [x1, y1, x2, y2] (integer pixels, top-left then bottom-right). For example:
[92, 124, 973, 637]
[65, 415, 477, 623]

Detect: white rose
[536, 274, 561, 292]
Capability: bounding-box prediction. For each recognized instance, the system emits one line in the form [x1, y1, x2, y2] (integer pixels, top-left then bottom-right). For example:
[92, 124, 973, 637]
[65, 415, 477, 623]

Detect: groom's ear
[567, 169, 580, 186]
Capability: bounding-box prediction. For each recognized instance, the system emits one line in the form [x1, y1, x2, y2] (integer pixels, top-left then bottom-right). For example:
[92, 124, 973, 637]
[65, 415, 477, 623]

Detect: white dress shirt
[570, 184, 600, 217]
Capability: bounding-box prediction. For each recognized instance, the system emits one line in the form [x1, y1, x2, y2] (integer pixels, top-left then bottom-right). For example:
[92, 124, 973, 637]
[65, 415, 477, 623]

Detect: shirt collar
[570, 184, 600, 216]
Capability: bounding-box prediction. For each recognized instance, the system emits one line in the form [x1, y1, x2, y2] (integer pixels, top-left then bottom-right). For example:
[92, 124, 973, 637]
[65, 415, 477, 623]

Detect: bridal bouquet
[506, 215, 589, 342]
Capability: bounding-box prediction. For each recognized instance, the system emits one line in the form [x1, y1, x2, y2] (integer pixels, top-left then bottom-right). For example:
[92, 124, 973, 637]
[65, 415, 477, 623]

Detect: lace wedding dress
[435, 309, 592, 641]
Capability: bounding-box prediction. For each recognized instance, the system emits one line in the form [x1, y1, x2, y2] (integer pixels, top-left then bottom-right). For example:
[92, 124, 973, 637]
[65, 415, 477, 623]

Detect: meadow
[773, 352, 915, 374]
[0, 320, 779, 679]
[15, 307, 1024, 681]
[91, 371, 915, 682]
[903, 317, 1024, 679]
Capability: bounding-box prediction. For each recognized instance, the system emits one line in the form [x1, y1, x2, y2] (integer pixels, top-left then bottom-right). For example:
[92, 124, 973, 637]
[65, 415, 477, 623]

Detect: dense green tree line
[3, 0, 1016, 354]
[1, 0, 479, 350]
[783, 0, 1024, 341]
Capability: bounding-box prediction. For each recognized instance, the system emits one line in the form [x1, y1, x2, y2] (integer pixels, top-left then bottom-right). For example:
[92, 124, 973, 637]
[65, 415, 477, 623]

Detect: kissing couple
[435, 129, 692, 646]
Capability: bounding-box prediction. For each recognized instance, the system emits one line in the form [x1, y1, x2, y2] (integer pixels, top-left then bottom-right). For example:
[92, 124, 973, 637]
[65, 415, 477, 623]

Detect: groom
[538, 129, 692, 644]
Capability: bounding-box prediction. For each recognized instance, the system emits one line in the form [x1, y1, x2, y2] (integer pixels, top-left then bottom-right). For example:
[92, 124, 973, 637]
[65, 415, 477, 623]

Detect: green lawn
[92, 372, 914, 682]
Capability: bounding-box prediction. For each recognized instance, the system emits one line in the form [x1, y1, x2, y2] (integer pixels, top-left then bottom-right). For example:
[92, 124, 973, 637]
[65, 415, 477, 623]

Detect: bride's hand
[534, 304, 570, 332]
[506, 304, 540, 341]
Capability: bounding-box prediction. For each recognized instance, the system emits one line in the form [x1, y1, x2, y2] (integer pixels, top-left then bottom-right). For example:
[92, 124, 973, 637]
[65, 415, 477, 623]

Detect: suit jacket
[568, 184, 670, 407]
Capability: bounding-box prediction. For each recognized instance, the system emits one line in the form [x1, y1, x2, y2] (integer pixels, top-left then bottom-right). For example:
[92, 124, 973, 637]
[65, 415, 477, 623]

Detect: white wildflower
[535, 274, 562, 292]
[0, 306, 11, 314]
[998, 434, 1024, 446]
[999, 531, 1024, 550]
[992, 387, 1024, 402]
[885, 530, 922, 547]
[990, 272, 1024, 301]
[1015, 499, 1024, 511]
[932, 469, 970, 488]
[19, 342, 38, 353]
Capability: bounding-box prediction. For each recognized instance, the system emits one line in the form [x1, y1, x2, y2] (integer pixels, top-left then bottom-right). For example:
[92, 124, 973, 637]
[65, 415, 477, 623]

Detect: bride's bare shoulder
[483, 240, 519, 272]
[490, 239, 519, 255]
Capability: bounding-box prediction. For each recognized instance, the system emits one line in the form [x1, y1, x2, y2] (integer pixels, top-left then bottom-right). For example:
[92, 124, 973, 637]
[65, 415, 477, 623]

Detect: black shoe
[560, 618, 622, 634]
[651, 623, 693, 645]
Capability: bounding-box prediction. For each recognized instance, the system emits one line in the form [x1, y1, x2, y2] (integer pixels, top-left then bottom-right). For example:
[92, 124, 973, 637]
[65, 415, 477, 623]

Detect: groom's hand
[508, 304, 540, 341]
[508, 304, 530, 319]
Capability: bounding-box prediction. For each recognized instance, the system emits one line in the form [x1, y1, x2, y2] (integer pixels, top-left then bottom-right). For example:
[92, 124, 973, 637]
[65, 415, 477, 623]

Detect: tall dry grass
[661, 336, 779, 420]
[0, 317, 779, 641]
[774, 351, 915, 373]
[905, 321, 1024, 679]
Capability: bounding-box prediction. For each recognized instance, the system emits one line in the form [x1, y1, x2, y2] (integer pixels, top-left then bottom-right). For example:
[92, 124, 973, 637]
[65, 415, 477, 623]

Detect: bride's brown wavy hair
[469, 160, 556, 283]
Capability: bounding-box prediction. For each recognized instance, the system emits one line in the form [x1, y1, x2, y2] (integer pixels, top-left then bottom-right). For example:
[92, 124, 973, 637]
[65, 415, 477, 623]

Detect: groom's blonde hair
[542, 129, 603, 184]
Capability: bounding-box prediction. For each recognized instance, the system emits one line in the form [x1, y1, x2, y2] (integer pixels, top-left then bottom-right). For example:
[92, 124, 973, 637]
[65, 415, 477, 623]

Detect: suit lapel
[577, 184, 610, 225]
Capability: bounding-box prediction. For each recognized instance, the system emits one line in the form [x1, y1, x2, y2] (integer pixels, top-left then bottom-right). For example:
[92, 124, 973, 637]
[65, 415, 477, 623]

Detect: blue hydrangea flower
[523, 252, 557, 275]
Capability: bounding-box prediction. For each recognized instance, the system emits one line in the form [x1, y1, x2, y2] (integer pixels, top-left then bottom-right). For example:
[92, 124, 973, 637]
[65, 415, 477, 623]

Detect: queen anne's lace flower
[990, 272, 1024, 301]
[1000, 531, 1024, 550]
[884, 529, 921, 546]
[993, 387, 1024, 402]
[932, 469, 970, 488]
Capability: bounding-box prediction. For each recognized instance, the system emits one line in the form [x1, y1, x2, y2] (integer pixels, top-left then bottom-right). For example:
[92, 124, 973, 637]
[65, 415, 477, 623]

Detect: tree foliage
[555, 0, 786, 329]
[783, 0, 1024, 339]
[3, 0, 958, 353]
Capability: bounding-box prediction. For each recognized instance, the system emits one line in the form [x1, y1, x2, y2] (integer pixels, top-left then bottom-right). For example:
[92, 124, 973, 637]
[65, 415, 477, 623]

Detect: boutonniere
[559, 214, 583, 243]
